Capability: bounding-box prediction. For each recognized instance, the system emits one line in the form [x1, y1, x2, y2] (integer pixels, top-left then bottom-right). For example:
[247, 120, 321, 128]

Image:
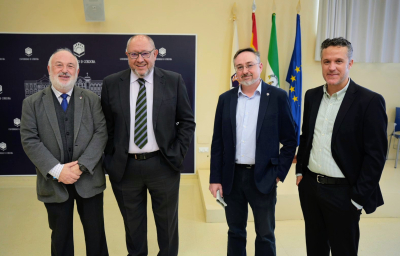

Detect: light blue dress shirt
[235, 81, 262, 164]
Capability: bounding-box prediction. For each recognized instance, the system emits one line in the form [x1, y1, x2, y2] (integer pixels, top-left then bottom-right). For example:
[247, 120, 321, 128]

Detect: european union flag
[286, 14, 302, 145]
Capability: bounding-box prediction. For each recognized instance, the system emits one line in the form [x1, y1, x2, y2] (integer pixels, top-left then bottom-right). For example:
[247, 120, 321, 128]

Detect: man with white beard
[209, 48, 296, 255]
[21, 49, 109, 256]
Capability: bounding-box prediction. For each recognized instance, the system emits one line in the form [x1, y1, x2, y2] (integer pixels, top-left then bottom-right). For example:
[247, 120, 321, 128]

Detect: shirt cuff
[296, 173, 303, 176]
[48, 163, 63, 179]
[351, 199, 363, 210]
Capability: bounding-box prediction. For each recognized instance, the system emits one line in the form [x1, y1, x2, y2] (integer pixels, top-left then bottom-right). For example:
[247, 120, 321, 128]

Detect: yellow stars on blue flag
[285, 14, 302, 145]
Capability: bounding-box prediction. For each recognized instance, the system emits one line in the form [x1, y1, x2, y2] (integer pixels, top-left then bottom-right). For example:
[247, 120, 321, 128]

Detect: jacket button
[66, 132, 70, 135]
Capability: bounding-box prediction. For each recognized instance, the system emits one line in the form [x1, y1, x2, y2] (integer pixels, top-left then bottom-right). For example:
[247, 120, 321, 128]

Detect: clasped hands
[58, 161, 82, 184]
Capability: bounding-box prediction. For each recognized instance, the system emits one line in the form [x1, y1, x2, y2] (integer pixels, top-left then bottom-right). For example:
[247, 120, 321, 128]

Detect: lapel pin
[267, 93, 270, 96]
[80, 96, 82, 100]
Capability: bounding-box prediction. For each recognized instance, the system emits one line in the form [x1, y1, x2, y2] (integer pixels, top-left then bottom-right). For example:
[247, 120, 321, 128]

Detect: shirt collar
[238, 80, 262, 98]
[323, 77, 350, 100]
[130, 68, 154, 85]
[51, 85, 74, 98]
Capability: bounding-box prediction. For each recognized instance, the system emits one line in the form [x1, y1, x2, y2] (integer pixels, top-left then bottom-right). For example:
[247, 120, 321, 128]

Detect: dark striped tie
[134, 78, 147, 149]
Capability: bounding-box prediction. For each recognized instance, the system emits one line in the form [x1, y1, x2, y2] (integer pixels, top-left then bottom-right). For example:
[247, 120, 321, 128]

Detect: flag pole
[230, 3, 239, 89]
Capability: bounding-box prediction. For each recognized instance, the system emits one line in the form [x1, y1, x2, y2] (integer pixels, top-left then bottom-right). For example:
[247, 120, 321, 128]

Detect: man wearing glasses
[101, 35, 195, 256]
[209, 48, 296, 255]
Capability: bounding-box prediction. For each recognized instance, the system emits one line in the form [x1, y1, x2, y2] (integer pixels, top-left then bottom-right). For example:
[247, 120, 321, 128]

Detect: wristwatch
[78, 164, 88, 173]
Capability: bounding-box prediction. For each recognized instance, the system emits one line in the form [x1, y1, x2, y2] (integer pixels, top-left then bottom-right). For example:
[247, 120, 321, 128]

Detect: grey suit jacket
[21, 86, 108, 203]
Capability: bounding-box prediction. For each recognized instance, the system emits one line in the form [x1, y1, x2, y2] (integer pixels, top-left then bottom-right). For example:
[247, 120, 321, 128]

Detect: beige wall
[1, 0, 399, 170]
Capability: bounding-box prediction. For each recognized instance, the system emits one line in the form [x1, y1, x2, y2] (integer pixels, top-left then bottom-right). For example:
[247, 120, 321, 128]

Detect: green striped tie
[134, 78, 147, 149]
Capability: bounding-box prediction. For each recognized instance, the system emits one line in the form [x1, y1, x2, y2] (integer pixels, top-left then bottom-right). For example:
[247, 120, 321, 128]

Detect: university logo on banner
[25, 47, 32, 57]
[0, 142, 7, 151]
[14, 118, 21, 127]
[159, 47, 167, 57]
[73, 42, 85, 57]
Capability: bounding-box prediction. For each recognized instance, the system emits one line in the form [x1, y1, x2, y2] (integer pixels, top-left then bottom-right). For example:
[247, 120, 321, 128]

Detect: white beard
[133, 67, 153, 78]
[240, 76, 259, 86]
[50, 72, 77, 92]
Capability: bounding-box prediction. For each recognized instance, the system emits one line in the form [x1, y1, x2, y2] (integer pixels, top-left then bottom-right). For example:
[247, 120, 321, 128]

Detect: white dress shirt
[128, 68, 160, 153]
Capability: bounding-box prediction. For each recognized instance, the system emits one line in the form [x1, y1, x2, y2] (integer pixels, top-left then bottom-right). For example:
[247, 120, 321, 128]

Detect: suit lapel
[308, 86, 324, 138]
[73, 87, 83, 143]
[152, 67, 165, 130]
[119, 69, 131, 137]
[230, 88, 238, 145]
[42, 87, 63, 152]
[332, 80, 358, 142]
[256, 82, 271, 140]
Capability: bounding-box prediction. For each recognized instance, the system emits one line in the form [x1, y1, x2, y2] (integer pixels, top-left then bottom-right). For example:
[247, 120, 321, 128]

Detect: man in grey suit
[101, 35, 195, 256]
[21, 49, 108, 256]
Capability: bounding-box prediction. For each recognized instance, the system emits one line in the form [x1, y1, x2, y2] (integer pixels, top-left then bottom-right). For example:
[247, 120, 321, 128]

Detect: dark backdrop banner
[0, 33, 196, 175]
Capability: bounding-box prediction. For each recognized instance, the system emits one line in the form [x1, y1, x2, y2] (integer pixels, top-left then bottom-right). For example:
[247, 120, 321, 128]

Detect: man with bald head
[21, 48, 108, 255]
[101, 35, 195, 256]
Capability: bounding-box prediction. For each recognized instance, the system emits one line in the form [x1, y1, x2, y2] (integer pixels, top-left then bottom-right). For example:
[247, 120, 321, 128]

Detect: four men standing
[20, 36, 388, 256]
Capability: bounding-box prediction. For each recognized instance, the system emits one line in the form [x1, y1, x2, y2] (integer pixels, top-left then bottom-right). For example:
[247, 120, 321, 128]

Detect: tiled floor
[0, 176, 399, 255]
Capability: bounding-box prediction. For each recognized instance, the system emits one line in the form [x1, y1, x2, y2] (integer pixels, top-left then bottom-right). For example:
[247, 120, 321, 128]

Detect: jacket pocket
[271, 158, 279, 165]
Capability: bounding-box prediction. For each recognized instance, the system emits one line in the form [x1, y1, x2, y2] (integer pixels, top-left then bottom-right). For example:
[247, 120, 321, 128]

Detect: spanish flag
[250, 11, 258, 50]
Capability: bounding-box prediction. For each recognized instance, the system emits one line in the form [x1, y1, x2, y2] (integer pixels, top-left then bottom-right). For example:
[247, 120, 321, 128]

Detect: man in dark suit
[101, 35, 195, 256]
[209, 47, 297, 256]
[20, 49, 108, 256]
[296, 37, 388, 256]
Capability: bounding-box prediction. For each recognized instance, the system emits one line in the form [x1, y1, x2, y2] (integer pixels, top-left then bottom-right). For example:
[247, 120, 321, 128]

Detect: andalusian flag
[250, 1, 258, 50]
[265, 13, 280, 87]
[286, 14, 302, 145]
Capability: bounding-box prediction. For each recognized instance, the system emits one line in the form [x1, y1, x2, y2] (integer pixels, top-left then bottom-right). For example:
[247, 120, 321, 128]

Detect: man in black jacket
[296, 37, 387, 256]
[101, 35, 195, 256]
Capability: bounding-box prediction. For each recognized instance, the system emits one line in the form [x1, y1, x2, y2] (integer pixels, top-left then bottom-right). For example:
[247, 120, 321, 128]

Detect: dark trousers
[298, 172, 362, 256]
[44, 184, 108, 256]
[224, 165, 277, 256]
[111, 154, 180, 256]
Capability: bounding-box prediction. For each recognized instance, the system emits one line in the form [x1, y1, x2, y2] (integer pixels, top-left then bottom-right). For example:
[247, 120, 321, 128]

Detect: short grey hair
[48, 48, 79, 70]
[320, 37, 353, 60]
[125, 35, 156, 52]
[233, 47, 261, 66]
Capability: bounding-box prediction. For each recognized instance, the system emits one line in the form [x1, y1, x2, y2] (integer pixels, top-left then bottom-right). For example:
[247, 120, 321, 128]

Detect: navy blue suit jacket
[210, 81, 297, 195]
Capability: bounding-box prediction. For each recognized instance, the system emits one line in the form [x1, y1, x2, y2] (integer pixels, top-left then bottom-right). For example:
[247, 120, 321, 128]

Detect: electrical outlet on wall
[199, 147, 209, 153]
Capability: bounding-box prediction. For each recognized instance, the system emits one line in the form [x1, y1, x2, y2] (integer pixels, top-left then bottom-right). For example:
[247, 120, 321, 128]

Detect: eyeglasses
[235, 63, 260, 72]
[127, 49, 155, 59]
